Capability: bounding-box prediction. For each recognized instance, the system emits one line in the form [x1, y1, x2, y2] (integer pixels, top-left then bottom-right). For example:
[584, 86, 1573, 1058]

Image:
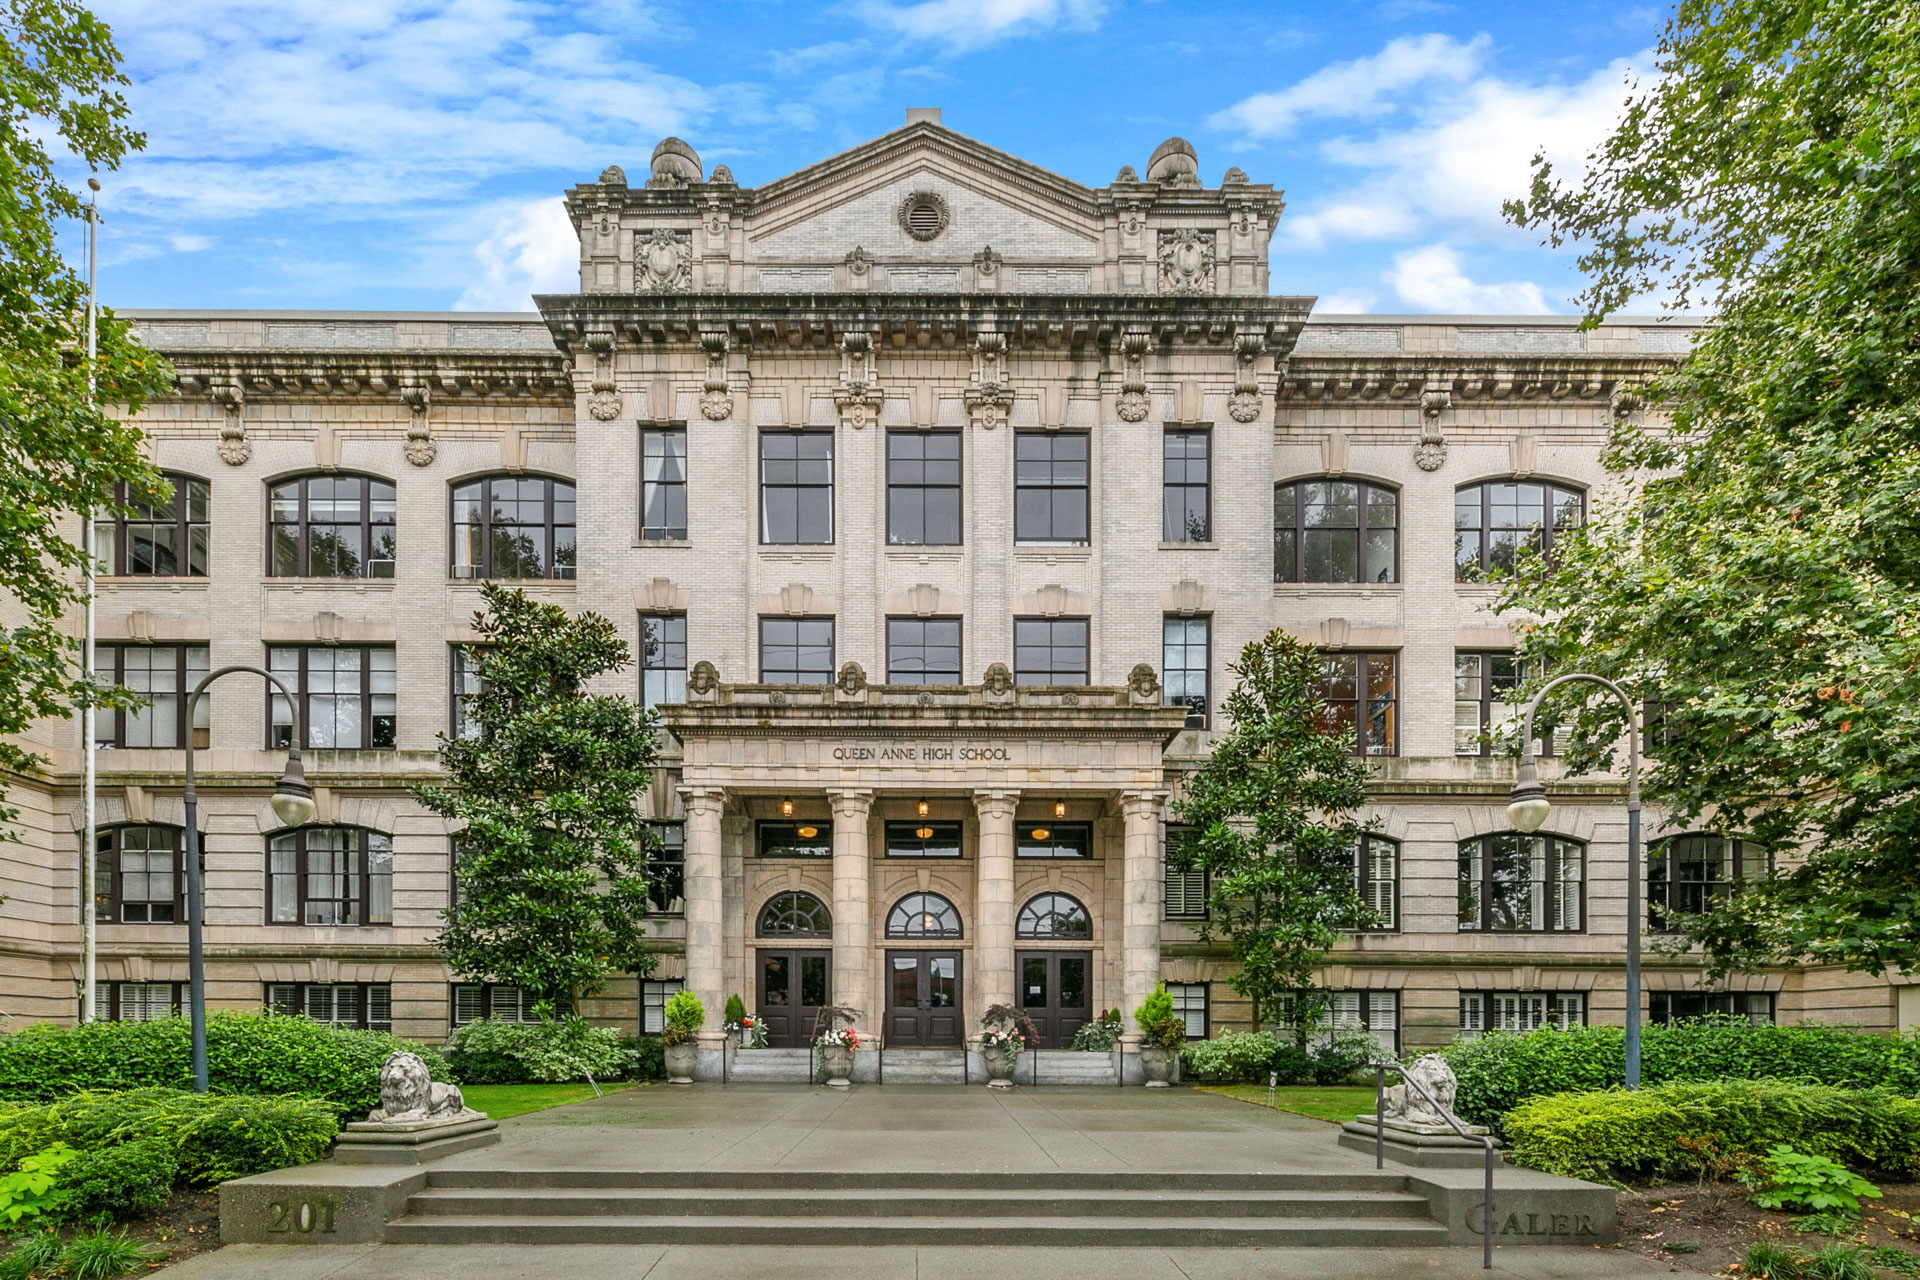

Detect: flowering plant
[727, 1014, 769, 1049]
[979, 1003, 1036, 1073]
[817, 1026, 863, 1050]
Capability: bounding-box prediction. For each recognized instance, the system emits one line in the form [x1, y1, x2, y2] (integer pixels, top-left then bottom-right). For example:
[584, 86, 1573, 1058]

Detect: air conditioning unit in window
[366, 559, 395, 579]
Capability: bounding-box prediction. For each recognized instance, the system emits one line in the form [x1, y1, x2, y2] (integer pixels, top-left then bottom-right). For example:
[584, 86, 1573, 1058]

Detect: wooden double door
[1019, 950, 1092, 1049]
[757, 949, 829, 1048]
[886, 950, 963, 1046]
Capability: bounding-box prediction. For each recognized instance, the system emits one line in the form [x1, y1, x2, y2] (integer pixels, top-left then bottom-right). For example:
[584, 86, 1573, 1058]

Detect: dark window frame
[1457, 832, 1586, 934]
[1454, 651, 1559, 757]
[1013, 430, 1090, 545]
[1016, 822, 1092, 859]
[449, 643, 486, 740]
[885, 616, 963, 685]
[759, 615, 835, 684]
[108, 980, 184, 1022]
[450, 983, 548, 1026]
[1316, 650, 1398, 756]
[758, 429, 835, 546]
[756, 890, 833, 938]
[265, 982, 392, 1031]
[640, 427, 689, 540]
[886, 429, 963, 546]
[641, 613, 688, 707]
[1166, 981, 1209, 1040]
[1649, 834, 1770, 933]
[92, 643, 209, 750]
[1013, 616, 1089, 686]
[1649, 990, 1776, 1025]
[267, 472, 397, 579]
[267, 645, 397, 750]
[1355, 833, 1399, 933]
[1459, 990, 1585, 1036]
[646, 821, 685, 914]
[1015, 892, 1092, 940]
[1162, 429, 1211, 542]
[94, 824, 187, 925]
[1164, 826, 1208, 920]
[1277, 988, 1401, 1053]
[1162, 614, 1210, 728]
[267, 826, 394, 928]
[1454, 478, 1585, 582]
[884, 821, 963, 858]
[1273, 478, 1400, 584]
[756, 821, 833, 858]
[642, 979, 684, 1035]
[449, 473, 577, 581]
[885, 892, 964, 939]
[97, 472, 209, 577]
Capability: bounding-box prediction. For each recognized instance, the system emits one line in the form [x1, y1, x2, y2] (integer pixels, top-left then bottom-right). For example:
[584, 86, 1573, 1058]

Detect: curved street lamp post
[1504, 672, 1643, 1088]
[182, 666, 317, 1092]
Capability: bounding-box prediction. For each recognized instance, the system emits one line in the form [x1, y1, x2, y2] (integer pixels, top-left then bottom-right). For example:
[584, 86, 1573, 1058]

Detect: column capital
[1119, 789, 1169, 820]
[971, 789, 1020, 821]
[829, 789, 874, 819]
[678, 785, 727, 818]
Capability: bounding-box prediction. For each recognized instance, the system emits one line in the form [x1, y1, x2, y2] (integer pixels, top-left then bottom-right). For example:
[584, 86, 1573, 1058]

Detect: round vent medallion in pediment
[897, 190, 951, 241]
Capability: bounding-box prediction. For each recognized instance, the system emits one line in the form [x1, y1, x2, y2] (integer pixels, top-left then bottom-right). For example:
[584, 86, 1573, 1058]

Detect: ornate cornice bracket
[964, 331, 1013, 428]
[835, 330, 881, 428]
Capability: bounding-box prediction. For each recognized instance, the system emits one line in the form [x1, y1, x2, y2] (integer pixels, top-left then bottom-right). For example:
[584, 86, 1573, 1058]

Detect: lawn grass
[1196, 1083, 1376, 1124]
[461, 1081, 640, 1120]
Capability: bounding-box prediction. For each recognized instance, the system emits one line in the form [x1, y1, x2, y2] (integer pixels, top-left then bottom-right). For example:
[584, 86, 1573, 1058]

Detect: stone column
[1119, 790, 1167, 1064]
[721, 811, 749, 1017]
[680, 786, 727, 1074]
[973, 790, 1020, 1021]
[829, 791, 874, 1029]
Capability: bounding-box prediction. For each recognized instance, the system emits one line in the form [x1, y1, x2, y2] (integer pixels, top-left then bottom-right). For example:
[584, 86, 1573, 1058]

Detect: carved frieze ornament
[844, 245, 873, 287]
[1117, 331, 1151, 422]
[400, 382, 435, 466]
[585, 330, 623, 421]
[1127, 663, 1161, 705]
[687, 660, 721, 701]
[636, 228, 693, 293]
[648, 136, 701, 187]
[1611, 383, 1644, 421]
[1158, 228, 1216, 295]
[1145, 137, 1200, 186]
[1114, 164, 1139, 183]
[835, 331, 881, 429]
[1414, 378, 1452, 471]
[973, 245, 1001, 288]
[965, 332, 1013, 428]
[597, 165, 627, 186]
[1222, 166, 1249, 184]
[212, 381, 249, 465]
[699, 331, 733, 421]
[836, 661, 867, 698]
[1230, 330, 1266, 423]
[708, 164, 735, 184]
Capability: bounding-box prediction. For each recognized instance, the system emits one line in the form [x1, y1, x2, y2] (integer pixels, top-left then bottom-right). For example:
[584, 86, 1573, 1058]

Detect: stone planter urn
[821, 1044, 854, 1088]
[664, 1041, 698, 1085]
[983, 1047, 1014, 1088]
[1140, 1045, 1174, 1088]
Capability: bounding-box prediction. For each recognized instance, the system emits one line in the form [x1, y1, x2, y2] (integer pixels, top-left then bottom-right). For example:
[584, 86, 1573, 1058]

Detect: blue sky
[76, 0, 1663, 315]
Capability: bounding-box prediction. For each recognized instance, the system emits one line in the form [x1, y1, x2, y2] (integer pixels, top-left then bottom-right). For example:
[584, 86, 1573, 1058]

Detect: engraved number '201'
[265, 1198, 336, 1234]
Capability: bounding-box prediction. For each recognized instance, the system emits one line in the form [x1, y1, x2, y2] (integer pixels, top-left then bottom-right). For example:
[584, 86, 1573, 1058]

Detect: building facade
[3, 112, 1910, 1068]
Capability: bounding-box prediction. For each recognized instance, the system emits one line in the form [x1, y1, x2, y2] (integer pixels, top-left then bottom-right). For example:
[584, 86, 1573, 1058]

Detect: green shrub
[1437, 1018, 1920, 1129]
[1310, 1026, 1387, 1084]
[1068, 1015, 1122, 1053]
[1801, 1244, 1875, 1280]
[445, 1018, 627, 1085]
[0, 1014, 451, 1117]
[622, 1036, 665, 1080]
[55, 1227, 150, 1279]
[51, 1138, 176, 1221]
[0, 1146, 76, 1227]
[1743, 1146, 1881, 1216]
[1503, 1079, 1920, 1183]
[1176, 1031, 1315, 1084]
[1133, 986, 1184, 1050]
[0, 1089, 338, 1187]
[660, 992, 704, 1048]
[1746, 1240, 1805, 1280]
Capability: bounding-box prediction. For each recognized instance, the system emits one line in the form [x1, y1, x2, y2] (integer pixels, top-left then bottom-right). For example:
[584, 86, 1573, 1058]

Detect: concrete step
[429, 1169, 1403, 1192]
[384, 1213, 1455, 1249]
[403, 1187, 1436, 1221]
[726, 1049, 814, 1082]
[876, 1049, 967, 1084]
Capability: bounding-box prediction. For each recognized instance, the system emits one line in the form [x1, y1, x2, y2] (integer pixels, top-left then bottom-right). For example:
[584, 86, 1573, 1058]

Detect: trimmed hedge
[1503, 1079, 1920, 1184]
[445, 1018, 627, 1085]
[1178, 1027, 1384, 1085]
[0, 1014, 452, 1117]
[0, 1089, 339, 1187]
[1435, 1018, 1920, 1129]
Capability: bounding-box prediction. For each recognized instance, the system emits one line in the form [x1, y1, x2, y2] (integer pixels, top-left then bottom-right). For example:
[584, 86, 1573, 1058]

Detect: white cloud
[167, 233, 213, 253]
[855, 0, 1106, 51]
[454, 198, 578, 311]
[1315, 289, 1379, 313]
[1208, 33, 1489, 140]
[1386, 244, 1551, 313]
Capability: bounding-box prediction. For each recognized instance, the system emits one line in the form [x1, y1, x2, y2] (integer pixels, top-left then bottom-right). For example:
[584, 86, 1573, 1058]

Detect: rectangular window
[646, 821, 685, 914]
[1316, 651, 1397, 755]
[885, 821, 962, 858]
[1167, 982, 1209, 1040]
[268, 646, 397, 750]
[265, 982, 392, 1031]
[450, 645, 483, 740]
[1458, 991, 1585, 1038]
[109, 981, 181, 1022]
[641, 614, 688, 707]
[94, 826, 184, 924]
[1454, 652, 1557, 756]
[268, 828, 394, 927]
[641, 428, 688, 540]
[1013, 431, 1089, 544]
[450, 983, 540, 1026]
[886, 617, 962, 685]
[759, 617, 835, 684]
[97, 474, 209, 577]
[642, 979, 684, 1035]
[92, 645, 210, 750]
[1164, 827, 1208, 919]
[757, 821, 833, 858]
[1649, 836, 1769, 931]
[1162, 616, 1209, 728]
[759, 430, 834, 544]
[1013, 617, 1088, 686]
[1649, 991, 1775, 1026]
[1356, 835, 1397, 931]
[1162, 429, 1210, 542]
[887, 430, 962, 545]
[1278, 990, 1399, 1055]
[1017, 822, 1090, 858]
[1458, 834, 1584, 933]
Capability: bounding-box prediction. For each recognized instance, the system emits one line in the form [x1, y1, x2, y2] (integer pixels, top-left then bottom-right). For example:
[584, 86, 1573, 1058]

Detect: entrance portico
[658, 663, 1186, 1078]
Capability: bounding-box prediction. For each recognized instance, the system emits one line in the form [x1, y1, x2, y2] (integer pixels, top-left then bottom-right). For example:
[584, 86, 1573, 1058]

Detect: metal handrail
[1371, 1062, 1496, 1271]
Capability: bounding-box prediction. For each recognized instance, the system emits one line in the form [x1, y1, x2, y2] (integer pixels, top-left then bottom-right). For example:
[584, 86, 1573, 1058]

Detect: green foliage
[1179, 1031, 1285, 1084]
[1434, 1018, 1920, 1129]
[48, 1138, 174, 1221]
[445, 1017, 627, 1085]
[54, 1228, 150, 1279]
[1502, 0, 1920, 976]
[1746, 1240, 1807, 1280]
[659, 991, 704, 1047]
[0, 1089, 337, 1188]
[1308, 1026, 1385, 1084]
[1068, 1013, 1122, 1052]
[0, 0, 176, 834]
[0, 1012, 450, 1117]
[2, 1228, 61, 1277]
[1744, 1146, 1881, 1216]
[0, 1147, 74, 1226]
[1170, 631, 1376, 1028]
[623, 1036, 665, 1080]
[1866, 1247, 1920, 1277]
[1132, 986, 1183, 1050]
[1794, 1211, 1864, 1238]
[723, 995, 747, 1026]
[1802, 1244, 1876, 1280]
[1502, 1080, 1920, 1184]
[415, 585, 661, 1013]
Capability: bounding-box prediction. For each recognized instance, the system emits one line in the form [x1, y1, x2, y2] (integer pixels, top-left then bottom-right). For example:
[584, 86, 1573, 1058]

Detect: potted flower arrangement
[1069, 1008, 1124, 1052]
[661, 990, 705, 1084]
[722, 995, 765, 1049]
[1133, 985, 1186, 1087]
[977, 1004, 1036, 1088]
[816, 1024, 862, 1088]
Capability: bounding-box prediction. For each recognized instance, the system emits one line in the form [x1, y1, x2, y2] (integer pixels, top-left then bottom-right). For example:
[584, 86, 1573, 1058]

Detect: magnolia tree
[1170, 630, 1378, 1035]
[414, 584, 660, 1016]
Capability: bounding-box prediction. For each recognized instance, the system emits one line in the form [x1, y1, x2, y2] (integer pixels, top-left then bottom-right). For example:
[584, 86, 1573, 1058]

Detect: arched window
[1649, 835, 1770, 932]
[1274, 479, 1398, 583]
[1015, 893, 1091, 940]
[94, 473, 209, 577]
[269, 474, 396, 578]
[1458, 833, 1584, 933]
[756, 891, 832, 938]
[1454, 480, 1583, 581]
[886, 892, 962, 939]
[93, 824, 185, 924]
[268, 827, 393, 927]
[451, 475, 576, 580]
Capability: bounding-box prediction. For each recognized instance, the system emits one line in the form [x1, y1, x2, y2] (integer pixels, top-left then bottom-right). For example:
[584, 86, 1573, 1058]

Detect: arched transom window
[756, 891, 832, 938]
[1274, 479, 1398, 584]
[1454, 480, 1583, 581]
[451, 475, 577, 580]
[1015, 893, 1091, 940]
[886, 892, 962, 939]
[269, 474, 396, 578]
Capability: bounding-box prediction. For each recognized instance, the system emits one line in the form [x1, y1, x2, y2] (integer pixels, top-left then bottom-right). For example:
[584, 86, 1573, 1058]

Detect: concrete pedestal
[332, 1112, 501, 1166]
[1338, 1117, 1499, 1169]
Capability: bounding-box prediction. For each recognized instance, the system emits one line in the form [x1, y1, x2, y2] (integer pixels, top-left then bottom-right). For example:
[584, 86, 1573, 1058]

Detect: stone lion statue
[368, 1050, 467, 1124]
[1381, 1053, 1460, 1128]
